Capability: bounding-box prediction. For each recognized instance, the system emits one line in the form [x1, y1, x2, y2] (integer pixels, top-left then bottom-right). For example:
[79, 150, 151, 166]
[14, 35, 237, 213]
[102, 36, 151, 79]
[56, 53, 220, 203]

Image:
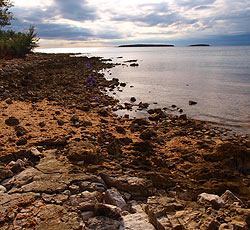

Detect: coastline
[0, 53, 250, 229]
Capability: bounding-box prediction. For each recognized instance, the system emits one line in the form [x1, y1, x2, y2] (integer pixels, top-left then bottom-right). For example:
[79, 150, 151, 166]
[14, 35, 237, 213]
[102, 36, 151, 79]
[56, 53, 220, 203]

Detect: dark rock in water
[130, 97, 136, 102]
[189, 100, 197, 105]
[15, 126, 28, 137]
[147, 109, 155, 115]
[138, 102, 149, 109]
[171, 104, 177, 108]
[130, 63, 139, 67]
[5, 117, 20, 126]
[120, 82, 126, 87]
[124, 114, 129, 119]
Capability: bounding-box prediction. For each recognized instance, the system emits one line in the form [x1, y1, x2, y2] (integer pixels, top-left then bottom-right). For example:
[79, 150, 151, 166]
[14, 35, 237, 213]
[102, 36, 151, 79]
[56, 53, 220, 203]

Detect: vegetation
[0, 0, 39, 58]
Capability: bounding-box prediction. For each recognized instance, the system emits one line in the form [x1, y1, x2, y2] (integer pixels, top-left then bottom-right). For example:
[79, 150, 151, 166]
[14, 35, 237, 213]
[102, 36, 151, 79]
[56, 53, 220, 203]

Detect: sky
[8, 0, 250, 48]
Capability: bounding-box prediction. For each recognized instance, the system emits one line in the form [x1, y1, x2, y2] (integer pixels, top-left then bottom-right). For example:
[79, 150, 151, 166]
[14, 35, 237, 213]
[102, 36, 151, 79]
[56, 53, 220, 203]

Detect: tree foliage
[0, 0, 39, 58]
[0, 0, 14, 27]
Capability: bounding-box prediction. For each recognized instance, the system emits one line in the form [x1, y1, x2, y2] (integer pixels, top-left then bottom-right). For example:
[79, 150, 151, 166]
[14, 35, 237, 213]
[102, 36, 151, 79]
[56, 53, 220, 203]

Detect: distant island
[189, 44, 210, 47]
[119, 44, 174, 47]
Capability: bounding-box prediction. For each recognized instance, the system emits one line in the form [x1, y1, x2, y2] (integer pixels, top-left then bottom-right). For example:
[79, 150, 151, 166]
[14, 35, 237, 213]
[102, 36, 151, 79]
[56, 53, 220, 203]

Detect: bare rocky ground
[0, 53, 250, 229]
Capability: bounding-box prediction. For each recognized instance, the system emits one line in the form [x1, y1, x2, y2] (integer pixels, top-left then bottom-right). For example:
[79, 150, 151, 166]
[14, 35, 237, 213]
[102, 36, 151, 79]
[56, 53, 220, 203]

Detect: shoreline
[0, 53, 250, 229]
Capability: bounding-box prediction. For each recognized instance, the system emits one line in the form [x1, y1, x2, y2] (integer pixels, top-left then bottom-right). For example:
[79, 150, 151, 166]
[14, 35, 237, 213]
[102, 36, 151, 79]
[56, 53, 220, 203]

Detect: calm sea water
[38, 46, 250, 134]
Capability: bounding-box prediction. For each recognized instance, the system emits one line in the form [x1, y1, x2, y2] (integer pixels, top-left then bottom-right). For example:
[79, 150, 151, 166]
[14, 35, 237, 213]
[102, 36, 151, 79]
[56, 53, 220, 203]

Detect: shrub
[0, 26, 39, 58]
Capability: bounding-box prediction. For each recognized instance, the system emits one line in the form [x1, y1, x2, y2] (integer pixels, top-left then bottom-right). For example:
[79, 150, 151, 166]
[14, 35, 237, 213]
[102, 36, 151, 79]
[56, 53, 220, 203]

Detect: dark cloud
[53, 0, 97, 21]
[177, 0, 216, 9]
[112, 2, 198, 27]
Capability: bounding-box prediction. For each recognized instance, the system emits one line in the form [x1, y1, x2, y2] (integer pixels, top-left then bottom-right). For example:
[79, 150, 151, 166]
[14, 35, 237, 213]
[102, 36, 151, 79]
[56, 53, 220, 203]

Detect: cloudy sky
[9, 0, 250, 47]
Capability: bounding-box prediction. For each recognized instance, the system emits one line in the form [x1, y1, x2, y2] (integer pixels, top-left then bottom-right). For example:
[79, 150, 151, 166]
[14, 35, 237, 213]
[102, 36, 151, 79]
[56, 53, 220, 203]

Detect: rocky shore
[0, 53, 250, 230]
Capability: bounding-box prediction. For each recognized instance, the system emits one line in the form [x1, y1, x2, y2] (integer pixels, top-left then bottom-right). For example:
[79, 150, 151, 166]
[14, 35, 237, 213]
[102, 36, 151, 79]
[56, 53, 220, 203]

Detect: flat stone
[122, 201, 155, 230]
[198, 193, 225, 209]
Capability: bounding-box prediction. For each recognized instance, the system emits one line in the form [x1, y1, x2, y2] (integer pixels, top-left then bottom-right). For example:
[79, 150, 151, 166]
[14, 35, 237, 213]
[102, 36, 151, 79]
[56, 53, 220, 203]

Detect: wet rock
[179, 114, 187, 120]
[104, 188, 127, 209]
[15, 126, 28, 137]
[120, 82, 126, 87]
[189, 100, 197, 105]
[198, 193, 225, 209]
[5, 116, 20, 126]
[130, 97, 136, 102]
[138, 102, 149, 109]
[130, 63, 139, 67]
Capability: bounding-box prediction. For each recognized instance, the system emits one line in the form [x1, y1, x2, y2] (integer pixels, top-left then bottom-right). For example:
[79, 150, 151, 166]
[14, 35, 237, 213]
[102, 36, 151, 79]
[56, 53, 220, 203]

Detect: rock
[221, 190, 244, 207]
[70, 115, 79, 123]
[98, 108, 109, 117]
[130, 97, 136, 102]
[15, 126, 28, 137]
[179, 114, 187, 120]
[0, 185, 7, 194]
[122, 201, 155, 230]
[81, 211, 94, 221]
[219, 223, 234, 230]
[94, 203, 122, 220]
[107, 139, 122, 155]
[104, 188, 127, 209]
[57, 119, 65, 126]
[120, 82, 126, 87]
[189, 100, 197, 105]
[139, 128, 157, 140]
[198, 193, 225, 209]
[0, 164, 13, 182]
[30, 147, 43, 157]
[5, 98, 13, 104]
[38, 121, 46, 128]
[67, 141, 100, 164]
[131, 118, 149, 126]
[208, 220, 220, 230]
[84, 216, 121, 230]
[138, 102, 149, 109]
[101, 174, 153, 197]
[9, 159, 25, 173]
[130, 63, 139, 67]
[115, 126, 126, 134]
[16, 137, 27, 146]
[5, 116, 20, 126]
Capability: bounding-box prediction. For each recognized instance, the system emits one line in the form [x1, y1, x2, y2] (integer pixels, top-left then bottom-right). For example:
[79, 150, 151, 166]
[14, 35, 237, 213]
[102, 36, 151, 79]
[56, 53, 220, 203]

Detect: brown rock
[5, 117, 20, 126]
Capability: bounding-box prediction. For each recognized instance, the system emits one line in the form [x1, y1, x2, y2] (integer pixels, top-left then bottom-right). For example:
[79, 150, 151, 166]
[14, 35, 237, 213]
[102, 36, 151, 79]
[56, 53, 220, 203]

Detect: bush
[0, 26, 39, 58]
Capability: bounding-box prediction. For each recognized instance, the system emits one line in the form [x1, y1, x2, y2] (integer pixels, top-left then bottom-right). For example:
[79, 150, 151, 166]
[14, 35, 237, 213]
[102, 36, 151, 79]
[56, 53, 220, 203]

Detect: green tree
[0, 0, 14, 28]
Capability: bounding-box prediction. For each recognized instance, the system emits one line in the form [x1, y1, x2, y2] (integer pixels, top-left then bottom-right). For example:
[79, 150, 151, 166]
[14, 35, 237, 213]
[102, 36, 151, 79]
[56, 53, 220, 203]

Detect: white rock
[198, 193, 225, 209]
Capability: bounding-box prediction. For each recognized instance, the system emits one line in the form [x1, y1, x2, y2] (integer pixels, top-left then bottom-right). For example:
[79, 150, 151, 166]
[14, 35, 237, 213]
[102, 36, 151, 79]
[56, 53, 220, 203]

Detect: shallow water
[38, 46, 250, 134]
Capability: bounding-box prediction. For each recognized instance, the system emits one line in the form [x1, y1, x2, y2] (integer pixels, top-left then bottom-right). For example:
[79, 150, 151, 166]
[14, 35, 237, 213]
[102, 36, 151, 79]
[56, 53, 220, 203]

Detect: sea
[37, 46, 250, 135]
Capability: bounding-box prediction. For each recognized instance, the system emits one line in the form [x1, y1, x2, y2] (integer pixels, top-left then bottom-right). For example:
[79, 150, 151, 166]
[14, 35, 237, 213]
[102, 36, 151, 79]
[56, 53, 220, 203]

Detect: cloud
[53, 0, 97, 21]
